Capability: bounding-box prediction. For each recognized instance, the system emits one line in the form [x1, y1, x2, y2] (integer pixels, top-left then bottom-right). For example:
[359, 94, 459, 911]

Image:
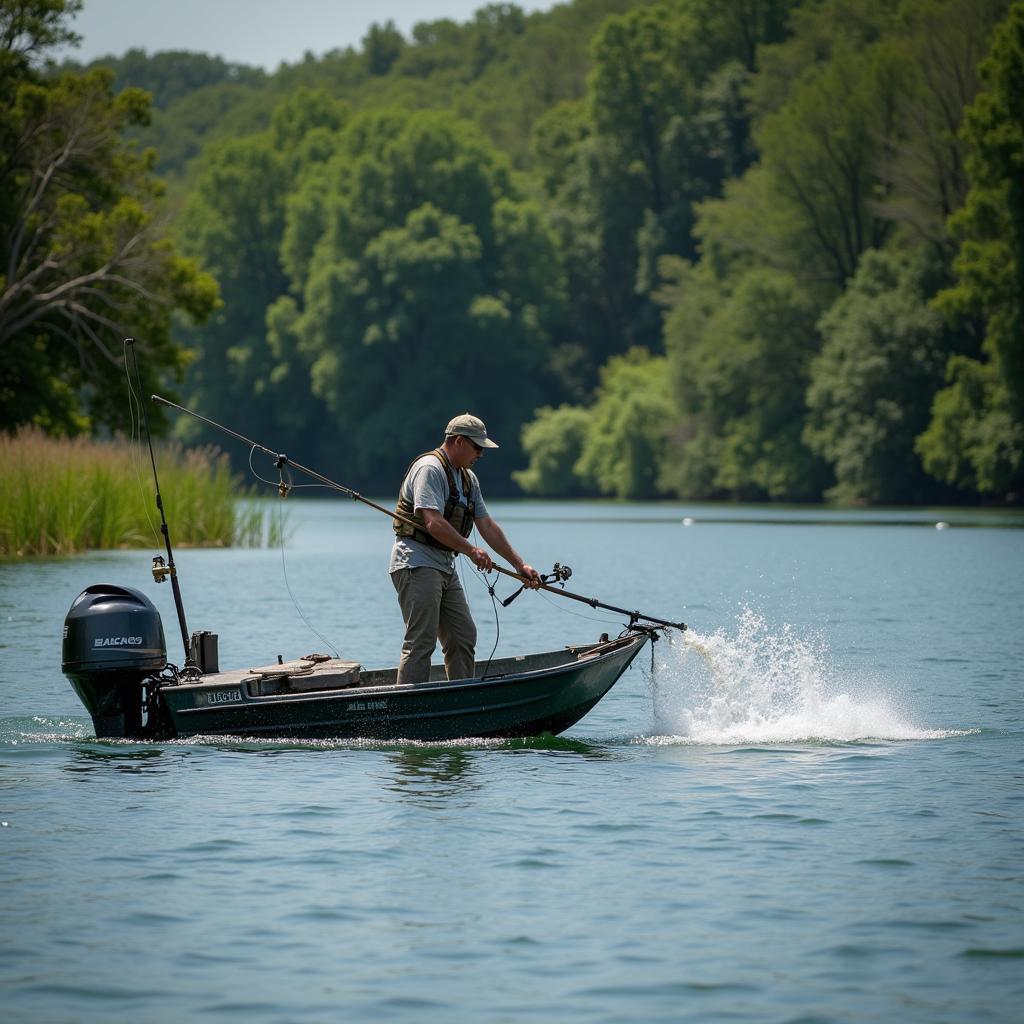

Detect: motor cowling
[62, 584, 167, 738]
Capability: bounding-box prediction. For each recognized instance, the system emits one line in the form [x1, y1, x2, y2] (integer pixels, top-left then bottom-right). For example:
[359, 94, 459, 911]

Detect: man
[389, 413, 542, 684]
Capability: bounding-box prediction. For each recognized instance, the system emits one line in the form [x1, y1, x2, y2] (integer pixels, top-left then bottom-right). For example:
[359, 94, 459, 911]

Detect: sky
[59, 0, 562, 70]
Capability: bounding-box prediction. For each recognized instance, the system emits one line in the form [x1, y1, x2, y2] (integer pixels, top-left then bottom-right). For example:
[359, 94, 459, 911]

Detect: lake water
[2, 499, 1023, 1023]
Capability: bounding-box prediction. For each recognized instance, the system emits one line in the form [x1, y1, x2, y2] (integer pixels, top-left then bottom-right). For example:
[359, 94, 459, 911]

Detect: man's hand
[469, 545, 494, 572]
[519, 563, 542, 589]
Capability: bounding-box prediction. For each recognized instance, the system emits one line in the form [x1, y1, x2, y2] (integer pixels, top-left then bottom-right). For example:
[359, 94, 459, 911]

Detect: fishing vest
[393, 448, 476, 551]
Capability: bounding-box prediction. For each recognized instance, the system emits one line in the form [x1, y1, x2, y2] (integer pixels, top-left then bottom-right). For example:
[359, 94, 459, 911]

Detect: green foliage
[528, 1, 797, 399]
[362, 21, 406, 77]
[575, 348, 673, 499]
[0, 0, 80, 72]
[0, 0, 218, 437]
[103, 0, 647, 184]
[874, 0, 1010, 247]
[589, 4, 696, 214]
[691, 0, 792, 72]
[513, 404, 596, 496]
[0, 428, 272, 556]
[11, 0, 1022, 505]
[517, 351, 671, 500]
[278, 109, 565, 486]
[804, 248, 952, 503]
[655, 0, 1015, 503]
[81, 48, 266, 110]
[700, 29, 905, 291]
[916, 356, 1023, 492]
[177, 90, 348, 453]
[922, 1, 1024, 497]
[179, 101, 565, 489]
[661, 261, 828, 500]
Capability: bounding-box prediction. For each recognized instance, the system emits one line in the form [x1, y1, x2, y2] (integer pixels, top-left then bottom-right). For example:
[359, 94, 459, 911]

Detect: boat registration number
[206, 689, 242, 705]
[350, 700, 386, 711]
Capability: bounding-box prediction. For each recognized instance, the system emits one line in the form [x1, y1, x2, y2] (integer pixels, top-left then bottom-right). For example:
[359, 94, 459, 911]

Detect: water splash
[645, 608, 961, 744]
[0, 716, 91, 744]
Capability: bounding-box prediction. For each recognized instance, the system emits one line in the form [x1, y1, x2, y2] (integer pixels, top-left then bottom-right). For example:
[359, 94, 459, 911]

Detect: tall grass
[0, 428, 279, 557]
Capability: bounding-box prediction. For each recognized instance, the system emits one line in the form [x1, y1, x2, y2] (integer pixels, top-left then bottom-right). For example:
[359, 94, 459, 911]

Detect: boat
[59, 347, 683, 744]
[61, 583, 654, 742]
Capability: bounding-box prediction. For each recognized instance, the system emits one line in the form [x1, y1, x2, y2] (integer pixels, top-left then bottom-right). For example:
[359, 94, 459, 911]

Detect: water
[2, 499, 1023, 1023]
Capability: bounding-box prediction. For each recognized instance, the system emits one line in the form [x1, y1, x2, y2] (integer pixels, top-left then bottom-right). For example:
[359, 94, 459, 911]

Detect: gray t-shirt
[388, 454, 489, 574]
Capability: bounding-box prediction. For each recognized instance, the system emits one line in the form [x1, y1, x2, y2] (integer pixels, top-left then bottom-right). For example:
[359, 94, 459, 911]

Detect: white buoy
[682, 517, 695, 526]
[935, 521, 949, 530]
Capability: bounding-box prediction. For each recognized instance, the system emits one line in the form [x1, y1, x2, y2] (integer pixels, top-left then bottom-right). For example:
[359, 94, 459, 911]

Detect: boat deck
[182, 639, 623, 699]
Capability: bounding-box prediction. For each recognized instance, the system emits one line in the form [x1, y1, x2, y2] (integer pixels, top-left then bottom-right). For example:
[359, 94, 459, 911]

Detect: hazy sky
[60, 0, 562, 70]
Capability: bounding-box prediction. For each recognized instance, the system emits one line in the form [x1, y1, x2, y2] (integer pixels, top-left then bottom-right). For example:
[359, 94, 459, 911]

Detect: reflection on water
[501, 734, 609, 757]
[64, 742, 166, 775]
[383, 735, 618, 802]
[386, 747, 480, 801]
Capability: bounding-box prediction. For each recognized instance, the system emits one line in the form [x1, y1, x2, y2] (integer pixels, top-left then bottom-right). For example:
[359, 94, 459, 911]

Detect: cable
[122, 339, 161, 545]
[123, 354, 340, 661]
[274, 499, 341, 659]
[247, 445, 335, 494]
[247, 445, 279, 489]
[535, 585, 623, 627]
[474, 562, 502, 681]
[243, 444, 342, 657]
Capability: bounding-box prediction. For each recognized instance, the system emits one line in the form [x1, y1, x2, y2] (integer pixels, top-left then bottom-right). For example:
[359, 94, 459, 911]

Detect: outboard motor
[62, 584, 167, 738]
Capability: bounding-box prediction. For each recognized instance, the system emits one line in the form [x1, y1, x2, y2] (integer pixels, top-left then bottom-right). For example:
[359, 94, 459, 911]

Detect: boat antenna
[126, 340, 198, 673]
[152, 395, 687, 633]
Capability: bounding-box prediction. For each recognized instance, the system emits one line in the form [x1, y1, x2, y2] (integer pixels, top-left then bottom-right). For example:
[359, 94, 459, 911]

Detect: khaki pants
[391, 567, 477, 684]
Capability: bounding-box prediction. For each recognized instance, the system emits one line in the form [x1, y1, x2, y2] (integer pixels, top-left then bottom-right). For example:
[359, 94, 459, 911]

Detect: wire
[274, 499, 341, 660]
[455, 526, 505, 679]
[472, 563, 502, 681]
[247, 445, 279, 489]
[458, 524, 626, 678]
[243, 443, 343, 658]
[122, 339, 161, 545]
[535, 585, 623, 627]
[246, 445, 335, 493]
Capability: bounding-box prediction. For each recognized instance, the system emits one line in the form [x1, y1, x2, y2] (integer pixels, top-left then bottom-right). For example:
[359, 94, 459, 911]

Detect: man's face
[452, 434, 484, 469]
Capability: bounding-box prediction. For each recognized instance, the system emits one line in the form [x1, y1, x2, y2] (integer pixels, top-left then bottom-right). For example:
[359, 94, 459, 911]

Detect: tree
[0, 0, 217, 434]
[265, 109, 565, 489]
[691, 0, 793, 74]
[513, 403, 595, 496]
[529, 1, 806, 402]
[661, 261, 829, 500]
[82, 48, 266, 111]
[874, 0, 1010, 249]
[589, 4, 696, 215]
[575, 348, 673, 499]
[804, 248, 952, 503]
[177, 90, 348, 453]
[717, 42, 907, 290]
[918, 1, 1024, 498]
[362, 21, 405, 77]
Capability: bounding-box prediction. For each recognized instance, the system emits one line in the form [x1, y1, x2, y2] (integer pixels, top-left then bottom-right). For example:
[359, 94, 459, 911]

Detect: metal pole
[127, 344, 194, 665]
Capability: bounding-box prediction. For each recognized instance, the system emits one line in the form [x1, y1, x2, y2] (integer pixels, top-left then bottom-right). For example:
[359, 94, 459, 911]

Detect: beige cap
[445, 413, 499, 449]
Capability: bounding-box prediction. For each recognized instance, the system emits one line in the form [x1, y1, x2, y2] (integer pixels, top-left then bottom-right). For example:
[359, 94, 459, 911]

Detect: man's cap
[445, 413, 499, 449]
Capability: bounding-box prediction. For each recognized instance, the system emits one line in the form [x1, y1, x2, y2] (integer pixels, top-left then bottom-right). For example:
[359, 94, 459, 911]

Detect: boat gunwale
[163, 633, 649, 706]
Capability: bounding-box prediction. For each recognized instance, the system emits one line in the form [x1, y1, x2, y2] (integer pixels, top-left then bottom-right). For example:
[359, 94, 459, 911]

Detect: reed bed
[0, 428, 278, 557]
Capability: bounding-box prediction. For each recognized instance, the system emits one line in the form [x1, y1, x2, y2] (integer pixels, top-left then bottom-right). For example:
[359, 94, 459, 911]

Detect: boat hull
[157, 634, 649, 742]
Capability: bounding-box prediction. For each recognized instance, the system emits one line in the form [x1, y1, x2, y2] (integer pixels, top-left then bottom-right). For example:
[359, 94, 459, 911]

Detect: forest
[2, 0, 1022, 503]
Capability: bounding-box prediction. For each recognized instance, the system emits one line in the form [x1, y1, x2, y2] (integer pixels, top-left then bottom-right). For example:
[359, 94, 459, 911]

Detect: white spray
[646, 608, 955, 744]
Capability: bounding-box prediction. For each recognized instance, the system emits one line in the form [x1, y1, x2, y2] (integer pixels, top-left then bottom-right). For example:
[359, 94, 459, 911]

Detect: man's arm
[420, 509, 494, 571]
[475, 516, 541, 587]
